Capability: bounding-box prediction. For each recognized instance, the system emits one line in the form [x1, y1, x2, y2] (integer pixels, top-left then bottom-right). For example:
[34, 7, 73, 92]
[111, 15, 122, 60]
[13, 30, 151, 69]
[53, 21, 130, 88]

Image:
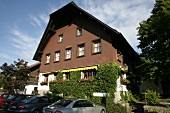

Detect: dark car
[2, 94, 33, 110]
[7, 95, 55, 113]
[0, 93, 10, 108]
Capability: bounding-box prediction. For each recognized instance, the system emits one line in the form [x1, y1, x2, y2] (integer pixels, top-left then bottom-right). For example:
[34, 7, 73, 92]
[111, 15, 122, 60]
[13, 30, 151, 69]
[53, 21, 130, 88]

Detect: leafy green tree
[0, 59, 30, 94]
[137, 0, 170, 97]
[0, 72, 5, 92]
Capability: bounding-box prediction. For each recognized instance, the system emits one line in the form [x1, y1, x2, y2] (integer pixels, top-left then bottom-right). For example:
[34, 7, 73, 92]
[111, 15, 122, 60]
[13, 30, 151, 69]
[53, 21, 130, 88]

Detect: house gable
[33, 2, 136, 63]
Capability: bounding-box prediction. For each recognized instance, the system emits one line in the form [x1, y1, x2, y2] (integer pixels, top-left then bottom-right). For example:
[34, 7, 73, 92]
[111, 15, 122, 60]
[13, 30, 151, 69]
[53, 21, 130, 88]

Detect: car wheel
[32, 109, 40, 113]
[100, 109, 105, 113]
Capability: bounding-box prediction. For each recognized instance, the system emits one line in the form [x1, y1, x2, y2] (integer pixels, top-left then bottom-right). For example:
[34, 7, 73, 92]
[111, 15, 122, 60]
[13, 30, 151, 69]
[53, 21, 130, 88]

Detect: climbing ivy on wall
[50, 62, 120, 107]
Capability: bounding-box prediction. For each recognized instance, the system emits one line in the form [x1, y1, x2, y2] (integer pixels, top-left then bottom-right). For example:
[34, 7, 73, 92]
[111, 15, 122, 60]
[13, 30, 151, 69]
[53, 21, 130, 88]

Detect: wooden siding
[39, 23, 120, 73]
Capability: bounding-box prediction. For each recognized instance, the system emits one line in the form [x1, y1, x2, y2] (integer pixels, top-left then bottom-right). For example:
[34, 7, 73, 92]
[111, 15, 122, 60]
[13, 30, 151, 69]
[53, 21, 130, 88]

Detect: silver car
[43, 98, 106, 113]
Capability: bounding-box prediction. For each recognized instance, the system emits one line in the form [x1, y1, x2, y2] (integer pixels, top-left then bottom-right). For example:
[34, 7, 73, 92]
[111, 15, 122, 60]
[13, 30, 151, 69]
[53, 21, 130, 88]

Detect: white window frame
[77, 28, 82, 36]
[58, 34, 63, 43]
[54, 51, 60, 62]
[93, 40, 101, 53]
[77, 44, 85, 57]
[46, 54, 50, 64]
[65, 48, 72, 59]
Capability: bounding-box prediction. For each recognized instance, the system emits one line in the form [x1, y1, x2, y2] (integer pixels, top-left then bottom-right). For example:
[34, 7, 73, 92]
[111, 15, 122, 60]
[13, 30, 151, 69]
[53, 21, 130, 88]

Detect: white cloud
[1, 0, 155, 66]
[29, 14, 42, 28]
[0, 53, 11, 60]
[80, 0, 155, 52]
[10, 29, 39, 65]
[39, 12, 49, 24]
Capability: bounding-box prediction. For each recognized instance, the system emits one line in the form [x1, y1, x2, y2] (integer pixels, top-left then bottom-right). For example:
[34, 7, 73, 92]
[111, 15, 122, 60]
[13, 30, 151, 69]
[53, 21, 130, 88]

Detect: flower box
[40, 81, 48, 85]
[49, 80, 58, 84]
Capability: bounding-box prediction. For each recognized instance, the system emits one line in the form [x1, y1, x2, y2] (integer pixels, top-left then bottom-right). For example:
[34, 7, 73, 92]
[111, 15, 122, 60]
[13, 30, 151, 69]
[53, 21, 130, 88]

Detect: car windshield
[21, 96, 36, 103]
[52, 99, 73, 107]
[8, 95, 16, 100]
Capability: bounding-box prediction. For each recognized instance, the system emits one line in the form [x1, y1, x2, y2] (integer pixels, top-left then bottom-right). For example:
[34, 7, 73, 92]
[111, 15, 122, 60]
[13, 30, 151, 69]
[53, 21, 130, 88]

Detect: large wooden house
[33, 2, 137, 97]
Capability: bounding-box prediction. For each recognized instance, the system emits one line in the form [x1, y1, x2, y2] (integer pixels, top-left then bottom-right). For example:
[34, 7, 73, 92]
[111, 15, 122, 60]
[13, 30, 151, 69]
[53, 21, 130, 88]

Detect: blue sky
[0, 0, 155, 66]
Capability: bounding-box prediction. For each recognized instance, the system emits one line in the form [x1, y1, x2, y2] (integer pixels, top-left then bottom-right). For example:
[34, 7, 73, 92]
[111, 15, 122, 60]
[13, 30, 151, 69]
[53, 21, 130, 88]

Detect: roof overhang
[33, 2, 136, 61]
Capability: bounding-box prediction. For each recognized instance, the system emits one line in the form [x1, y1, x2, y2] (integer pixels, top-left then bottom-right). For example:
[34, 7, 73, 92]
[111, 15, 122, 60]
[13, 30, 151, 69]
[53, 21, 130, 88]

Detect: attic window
[76, 28, 82, 36]
[58, 34, 63, 43]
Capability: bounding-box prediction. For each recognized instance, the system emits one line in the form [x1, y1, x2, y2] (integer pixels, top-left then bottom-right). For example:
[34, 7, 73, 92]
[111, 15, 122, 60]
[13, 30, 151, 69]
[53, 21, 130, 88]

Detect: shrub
[146, 90, 160, 105]
[120, 91, 128, 103]
[106, 103, 127, 113]
[50, 63, 120, 106]
[128, 91, 140, 104]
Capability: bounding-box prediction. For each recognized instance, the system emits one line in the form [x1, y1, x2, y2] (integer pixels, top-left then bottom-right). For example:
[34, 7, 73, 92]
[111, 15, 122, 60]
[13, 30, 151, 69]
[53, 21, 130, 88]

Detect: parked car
[7, 95, 55, 113]
[2, 94, 33, 110]
[0, 93, 10, 108]
[43, 98, 106, 113]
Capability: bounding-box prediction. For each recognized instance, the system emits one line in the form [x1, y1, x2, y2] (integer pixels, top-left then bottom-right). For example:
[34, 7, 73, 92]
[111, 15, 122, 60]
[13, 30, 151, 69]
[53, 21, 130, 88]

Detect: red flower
[60, 80, 63, 83]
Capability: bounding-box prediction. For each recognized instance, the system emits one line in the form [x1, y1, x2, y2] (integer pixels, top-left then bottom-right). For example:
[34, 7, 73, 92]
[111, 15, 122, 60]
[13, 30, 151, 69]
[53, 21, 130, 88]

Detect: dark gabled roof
[33, 2, 136, 61]
[28, 62, 40, 72]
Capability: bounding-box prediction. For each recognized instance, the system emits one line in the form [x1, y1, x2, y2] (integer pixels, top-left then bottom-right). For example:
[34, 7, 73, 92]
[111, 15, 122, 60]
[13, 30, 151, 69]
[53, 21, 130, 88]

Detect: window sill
[54, 61, 60, 63]
[76, 34, 82, 37]
[45, 63, 50, 65]
[64, 58, 71, 61]
[92, 51, 101, 55]
[77, 55, 85, 58]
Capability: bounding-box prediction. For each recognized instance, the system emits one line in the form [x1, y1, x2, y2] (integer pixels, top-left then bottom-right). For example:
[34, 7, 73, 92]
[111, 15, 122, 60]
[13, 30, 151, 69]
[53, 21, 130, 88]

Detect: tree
[0, 59, 30, 94]
[0, 72, 5, 92]
[137, 0, 170, 97]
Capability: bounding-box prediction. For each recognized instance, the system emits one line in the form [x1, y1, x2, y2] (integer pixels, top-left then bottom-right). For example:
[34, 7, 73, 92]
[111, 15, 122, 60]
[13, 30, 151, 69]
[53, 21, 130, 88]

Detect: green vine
[50, 62, 120, 108]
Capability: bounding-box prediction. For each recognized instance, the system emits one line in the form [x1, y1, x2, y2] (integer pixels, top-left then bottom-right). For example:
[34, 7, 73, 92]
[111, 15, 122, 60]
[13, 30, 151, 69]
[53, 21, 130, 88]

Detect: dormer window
[77, 28, 82, 36]
[58, 34, 63, 43]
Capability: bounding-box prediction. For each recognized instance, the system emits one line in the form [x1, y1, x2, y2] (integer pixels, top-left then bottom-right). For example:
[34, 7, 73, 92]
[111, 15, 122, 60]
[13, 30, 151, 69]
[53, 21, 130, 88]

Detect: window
[117, 50, 123, 62]
[73, 100, 94, 108]
[77, 44, 85, 57]
[63, 72, 70, 80]
[65, 48, 72, 60]
[81, 69, 96, 80]
[58, 34, 63, 43]
[92, 40, 101, 54]
[77, 28, 82, 36]
[53, 99, 73, 107]
[54, 72, 58, 80]
[54, 51, 60, 62]
[45, 54, 50, 64]
[44, 74, 48, 82]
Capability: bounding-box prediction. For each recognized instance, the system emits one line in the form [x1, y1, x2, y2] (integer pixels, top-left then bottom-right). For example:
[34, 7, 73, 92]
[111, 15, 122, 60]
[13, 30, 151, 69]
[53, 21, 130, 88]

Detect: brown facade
[40, 23, 119, 73]
[33, 2, 137, 73]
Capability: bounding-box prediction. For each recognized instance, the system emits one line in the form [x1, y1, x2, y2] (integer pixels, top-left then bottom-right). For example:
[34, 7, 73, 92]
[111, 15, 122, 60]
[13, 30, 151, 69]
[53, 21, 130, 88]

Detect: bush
[106, 103, 127, 113]
[128, 91, 140, 104]
[146, 90, 160, 105]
